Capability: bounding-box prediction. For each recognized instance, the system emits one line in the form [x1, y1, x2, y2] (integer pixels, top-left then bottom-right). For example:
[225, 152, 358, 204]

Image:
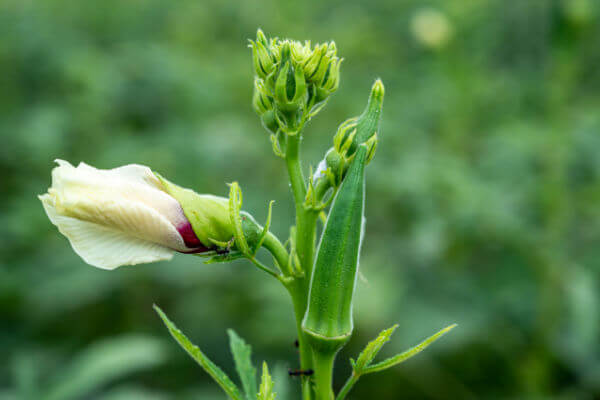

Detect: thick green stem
[312, 349, 336, 400]
[287, 278, 314, 400]
[284, 130, 322, 400]
[285, 133, 317, 276]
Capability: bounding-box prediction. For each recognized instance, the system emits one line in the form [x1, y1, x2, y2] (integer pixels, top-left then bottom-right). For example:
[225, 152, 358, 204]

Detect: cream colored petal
[51, 160, 190, 231]
[40, 194, 176, 270]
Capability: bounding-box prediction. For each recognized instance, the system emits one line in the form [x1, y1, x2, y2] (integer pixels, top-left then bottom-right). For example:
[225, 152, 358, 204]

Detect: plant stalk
[284, 131, 320, 400]
[312, 348, 336, 400]
[335, 372, 358, 400]
[285, 132, 317, 276]
[262, 231, 294, 276]
[287, 278, 314, 400]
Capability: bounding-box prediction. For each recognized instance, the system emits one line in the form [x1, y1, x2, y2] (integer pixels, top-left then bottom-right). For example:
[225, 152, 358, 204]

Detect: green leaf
[258, 362, 276, 400]
[44, 335, 166, 400]
[228, 330, 258, 400]
[153, 305, 243, 400]
[353, 324, 398, 373]
[363, 324, 457, 374]
[337, 324, 456, 400]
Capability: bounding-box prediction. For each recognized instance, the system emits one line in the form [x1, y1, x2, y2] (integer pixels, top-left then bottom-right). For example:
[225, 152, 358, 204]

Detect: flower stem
[285, 133, 316, 276]
[262, 231, 294, 276]
[335, 372, 358, 400]
[312, 348, 336, 400]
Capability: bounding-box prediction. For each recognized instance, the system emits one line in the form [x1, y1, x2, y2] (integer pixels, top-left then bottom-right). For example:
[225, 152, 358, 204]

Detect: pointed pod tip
[371, 79, 385, 101]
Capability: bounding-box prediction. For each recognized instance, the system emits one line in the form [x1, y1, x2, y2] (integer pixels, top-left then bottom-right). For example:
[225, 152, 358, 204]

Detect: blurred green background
[2, 0, 600, 399]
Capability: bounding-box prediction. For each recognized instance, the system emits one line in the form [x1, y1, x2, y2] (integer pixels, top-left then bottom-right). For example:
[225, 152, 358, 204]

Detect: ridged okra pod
[302, 143, 369, 354]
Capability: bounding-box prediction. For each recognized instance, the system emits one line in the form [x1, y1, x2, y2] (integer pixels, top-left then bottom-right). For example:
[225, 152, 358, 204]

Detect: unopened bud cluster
[314, 79, 384, 188]
[250, 29, 342, 135]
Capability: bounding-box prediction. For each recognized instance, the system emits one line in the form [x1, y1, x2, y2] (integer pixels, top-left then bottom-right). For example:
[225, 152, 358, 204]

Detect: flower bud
[333, 117, 358, 155]
[249, 32, 344, 135]
[252, 78, 273, 115]
[302, 144, 369, 353]
[348, 79, 384, 155]
[274, 60, 307, 111]
[303, 43, 327, 81]
[261, 110, 279, 134]
[325, 147, 343, 183]
[251, 29, 276, 79]
[39, 160, 222, 270]
[290, 40, 312, 65]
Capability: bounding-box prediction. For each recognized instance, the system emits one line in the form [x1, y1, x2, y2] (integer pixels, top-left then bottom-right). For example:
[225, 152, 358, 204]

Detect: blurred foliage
[1, 0, 600, 398]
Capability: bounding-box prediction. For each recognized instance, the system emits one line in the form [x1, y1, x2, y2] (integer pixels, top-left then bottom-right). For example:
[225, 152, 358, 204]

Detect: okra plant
[39, 29, 456, 400]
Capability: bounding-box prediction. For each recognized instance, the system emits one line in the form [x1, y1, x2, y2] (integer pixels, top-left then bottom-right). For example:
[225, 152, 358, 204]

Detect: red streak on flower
[177, 222, 209, 252]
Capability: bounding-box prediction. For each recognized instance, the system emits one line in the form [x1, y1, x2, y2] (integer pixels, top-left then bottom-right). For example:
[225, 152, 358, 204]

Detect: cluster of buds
[250, 29, 342, 138]
[312, 79, 384, 193]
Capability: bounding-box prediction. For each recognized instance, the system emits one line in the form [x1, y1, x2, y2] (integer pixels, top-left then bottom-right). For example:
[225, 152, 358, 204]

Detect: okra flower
[39, 160, 233, 270]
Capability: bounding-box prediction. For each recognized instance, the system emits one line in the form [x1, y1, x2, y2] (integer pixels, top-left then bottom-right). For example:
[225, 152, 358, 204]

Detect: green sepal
[228, 182, 251, 255]
[227, 182, 274, 258]
[255, 200, 274, 252]
[227, 330, 258, 400]
[156, 174, 233, 248]
[153, 305, 243, 400]
[269, 132, 286, 157]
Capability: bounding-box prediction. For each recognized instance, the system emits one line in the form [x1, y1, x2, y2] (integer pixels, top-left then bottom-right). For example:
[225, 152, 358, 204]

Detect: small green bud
[348, 79, 384, 155]
[325, 147, 343, 183]
[252, 78, 273, 115]
[290, 40, 312, 65]
[302, 144, 369, 354]
[251, 30, 276, 79]
[274, 61, 307, 111]
[321, 58, 342, 93]
[303, 43, 326, 81]
[333, 117, 358, 155]
[261, 110, 279, 134]
[304, 41, 340, 91]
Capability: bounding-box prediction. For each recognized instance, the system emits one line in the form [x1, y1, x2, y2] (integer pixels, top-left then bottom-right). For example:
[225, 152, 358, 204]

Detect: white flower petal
[41, 194, 175, 270]
[51, 160, 190, 231]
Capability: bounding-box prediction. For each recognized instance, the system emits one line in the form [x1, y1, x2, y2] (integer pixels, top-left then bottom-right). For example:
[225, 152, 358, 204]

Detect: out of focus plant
[39, 29, 455, 400]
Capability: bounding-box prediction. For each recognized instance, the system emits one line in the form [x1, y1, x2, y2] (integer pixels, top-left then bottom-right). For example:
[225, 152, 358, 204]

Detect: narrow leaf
[353, 324, 398, 373]
[258, 362, 276, 400]
[153, 305, 243, 400]
[228, 330, 258, 400]
[363, 324, 457, 374]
